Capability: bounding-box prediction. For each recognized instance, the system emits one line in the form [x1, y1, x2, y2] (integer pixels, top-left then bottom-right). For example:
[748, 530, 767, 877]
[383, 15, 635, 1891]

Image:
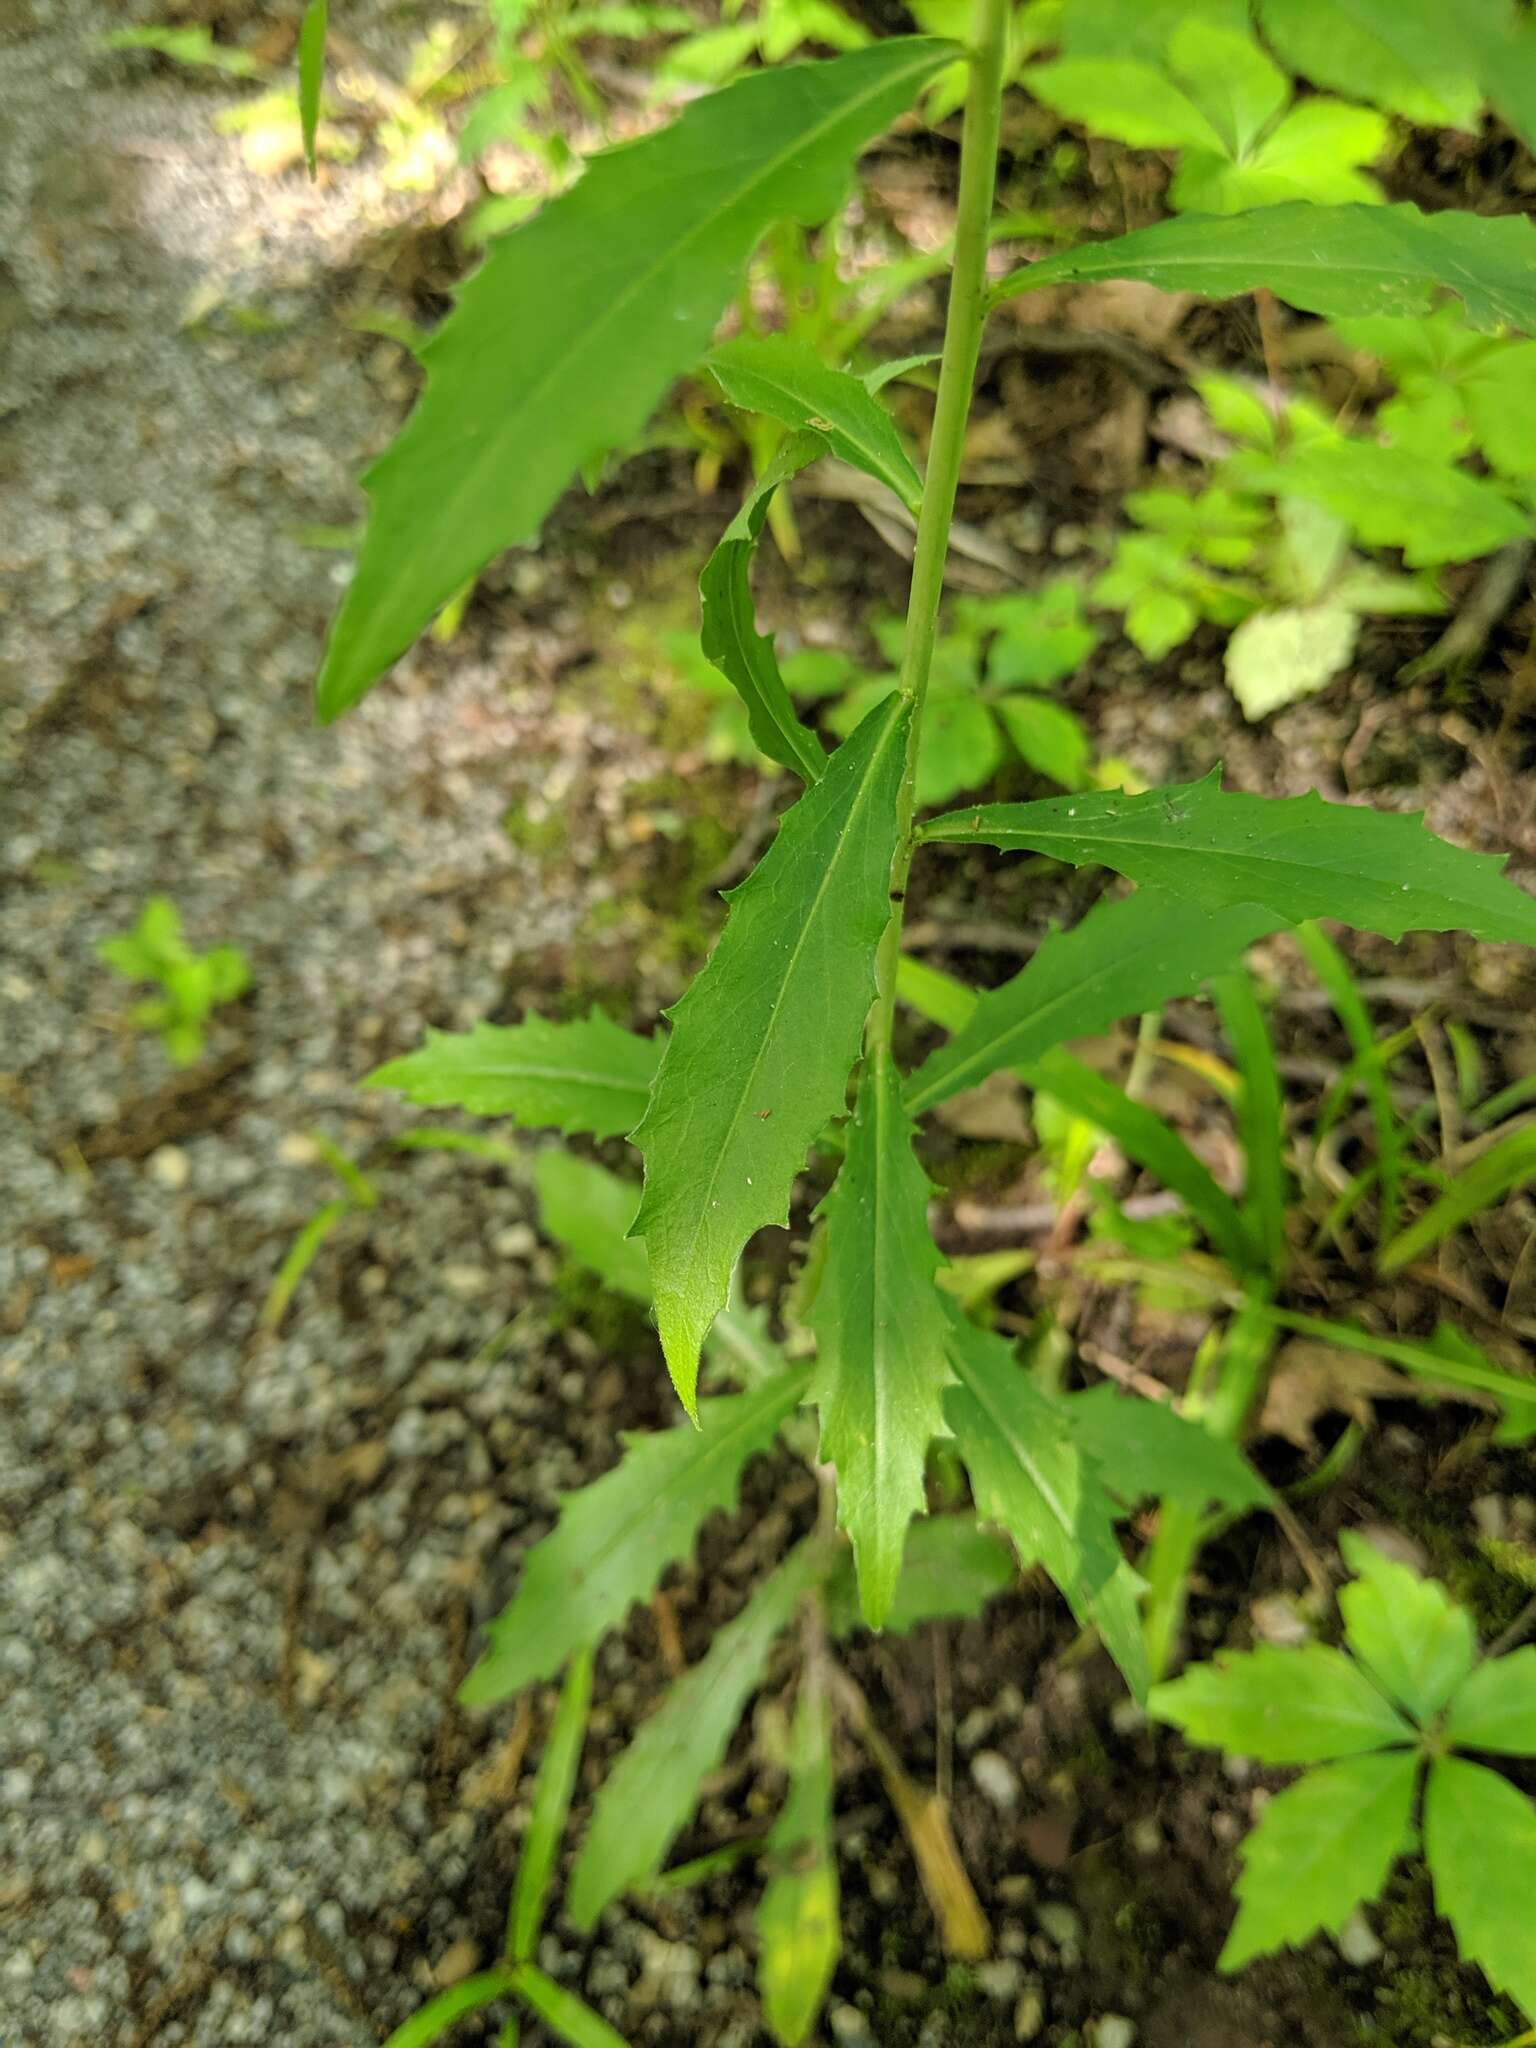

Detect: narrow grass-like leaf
[1219, 1751, 1419, 1972]
[811, 1049, 951, 1626]
[1295, 921, 1405, 1246]
[945, 1317, 1150, 1700]
[535, 1152, 651, 1303]
[1025, 1048, 1257, 1273]
[316, 38, 952, 717]
[505, 1965, 632, 2048]
[1444, 1647, 1536, 1758]
[1424, 1757, 1536, 2019]
[1338, 1531, 1475, 1726]
[366, 1011, 660, 1138]
[1213, 971, 1287, 1280]
[758, 1666, 839, 2047]
[990, 203, 1536, 334]
[921, 770, 1536, 946]
[507, 1649, 593, 1963]
[894, 952, 978, 1036]
[1379, 1124, 1536, 1275]
[460, 1372, 808, 1705]
[699, 433, 829, 783]
[709, 336, 924, 509]
[1149, 1643, 1414, 1761]
[1064, 1386, 1270, 1511]
[1258, 1308, 1536, 1432]
[904, 891, 1276, 1117]
[381, 1972, 513, 2048]
[297, 0, 327, 179]
[825, 1516, 1016, 1638]
[568, 1542, 821, 1925]
[632, 697, 909, 1416]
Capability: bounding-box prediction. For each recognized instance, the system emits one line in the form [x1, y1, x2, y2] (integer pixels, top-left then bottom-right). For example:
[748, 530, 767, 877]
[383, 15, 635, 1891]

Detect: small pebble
[1337, 1909, 1383, 1967]
[1013, 1987, 1045, 2041]
[1093, 2018, 1136, 2048]
[148, 1144, 191, 1190]
[971, 1749, 1020, 1812]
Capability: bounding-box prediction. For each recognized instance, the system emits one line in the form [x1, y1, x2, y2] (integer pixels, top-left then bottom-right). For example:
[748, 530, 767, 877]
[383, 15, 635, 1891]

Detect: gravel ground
[1, 7, 679, 2042]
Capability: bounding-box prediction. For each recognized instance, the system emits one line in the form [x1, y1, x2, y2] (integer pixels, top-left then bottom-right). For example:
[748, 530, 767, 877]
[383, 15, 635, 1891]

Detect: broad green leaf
[1424, 1756, 1536, 2019]
[945, 1317, 1151, 1699]
[632, 697, 909, 1416]
[904, 890, 1277, 1117]
[1444, 1647, 1536, 1757]
[459, 1372, 808, 1704]
[1171, 100, 1389, 215]
[810, 1049, 951, 1626]
[708, 337, 923, 509]
[1058, 0, 1248, 63]
[315, 38, 952, 718]
[1064, 1385, 1271, 1511]
[1337, 1531, 1476, 1725]
[699, 434, 829, 784]
[505, 1964, 632, 2048]
[1380, 1123, 1536, 1274]
[1257, 0, 1486, 130]
[297, 0, 327, 178]
[1166, 20, 1289, 160]
[1150, 1642, 1414, 1761]
[1225, 603, 1359, 721]
[758, 1669, 839, 2047]
[825, 1516, 1016, 1637]
[507, 1648, 592, 1963]
[568, 1542, 820, 1925]
[365, 1010, 659, 1138]
[920, 769, 1536, 947]
[1219, 1751, 1419, 1971]
[381, 1971, 513, 2048]
[991, 203, 1536, 334]
[1025, 58, 1227, 152]
[1024, 1047, 1257, 1272]
[1232, 441, 1529, 568]
[825, 675, 1003, 809]
[535, 1151, 651, 1302]
[993, 695, 1092, 789]
[979, 581, 1100, 689]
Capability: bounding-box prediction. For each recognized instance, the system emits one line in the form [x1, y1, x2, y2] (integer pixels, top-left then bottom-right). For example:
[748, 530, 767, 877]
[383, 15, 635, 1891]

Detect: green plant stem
[869, 0, 1008, 1051]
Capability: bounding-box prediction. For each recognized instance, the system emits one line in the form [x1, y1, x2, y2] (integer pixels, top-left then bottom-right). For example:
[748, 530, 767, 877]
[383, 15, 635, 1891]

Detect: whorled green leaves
[632, 697, 909, 1416]
[991, 202, 1536, 334]
[810, 1048, 951, 1627]
[366, 1008, 659, 1138]
[460, 1371, 808, 1704]
[316, 37, 952, 718]
[922, 770, 1536, 946]
[699, 433, 829, 783]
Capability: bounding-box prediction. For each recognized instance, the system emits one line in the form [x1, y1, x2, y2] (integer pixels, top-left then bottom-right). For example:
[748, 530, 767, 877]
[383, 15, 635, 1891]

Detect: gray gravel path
[1, 7, 669, 2042]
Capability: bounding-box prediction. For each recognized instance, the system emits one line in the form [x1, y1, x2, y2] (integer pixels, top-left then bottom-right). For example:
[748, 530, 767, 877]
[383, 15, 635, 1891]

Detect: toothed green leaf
[709, 336, 923, 508]
[632, 698, 909, 1416]
[1149, 1642, 1415, 1762]
[1424, 1756, 1536, 2019]
[1337, 1531, 1476, 1725]
[366, 1010, 659, 1138]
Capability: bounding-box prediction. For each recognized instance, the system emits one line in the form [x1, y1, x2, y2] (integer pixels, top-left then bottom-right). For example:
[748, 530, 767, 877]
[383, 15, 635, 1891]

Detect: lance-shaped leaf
[708, 335, 924, 509]
[921, 770, 1536, 946]
[991, 202, 1536, 335]
[568, 1541, 822, 1925]
[757, 1665, 839, 2047]
[826, 1515, 1016, 1638]
[507, 1647, 592, 1963]
[632, 697, 910, 1416]
[366, 1009, 660, 1138]
[1219, 1751, 1420, 1972]
[460, 1370, 809, 1705]
[699, 432, 829, 784]
[535, 1148, 652, 1302]
[1063, 1385, 1271, 1512]
[944, 1317, 1150, 1700]
[1424, 1757, 1536, 2019]
[810, 1050, 951, 1626]
[315, 38, 953, 718]
[904, 890, 1276, 1118]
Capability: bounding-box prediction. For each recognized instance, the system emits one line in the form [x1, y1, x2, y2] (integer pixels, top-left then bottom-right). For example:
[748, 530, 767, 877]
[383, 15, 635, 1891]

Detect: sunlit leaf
[1424, 1757, 1536, 2019]
[1149, 1642, 1415, 1762]
[316, 39, 952, 717]
[1257, 0, 1486, 129]
[709, 336, 923, 509]
[1444, 1646, 1536, 1758]
[366, 1010, 659, 1138]
[1337, 1531, 1476, 1725]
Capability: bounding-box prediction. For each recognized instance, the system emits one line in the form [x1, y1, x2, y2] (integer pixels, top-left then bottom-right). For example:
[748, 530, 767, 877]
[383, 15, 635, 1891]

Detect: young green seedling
[97, 895, 250, 1067]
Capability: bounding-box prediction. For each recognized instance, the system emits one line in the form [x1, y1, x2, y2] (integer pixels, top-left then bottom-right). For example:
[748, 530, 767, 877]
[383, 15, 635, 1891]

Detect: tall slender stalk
[869, 0, 1010, 1053]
